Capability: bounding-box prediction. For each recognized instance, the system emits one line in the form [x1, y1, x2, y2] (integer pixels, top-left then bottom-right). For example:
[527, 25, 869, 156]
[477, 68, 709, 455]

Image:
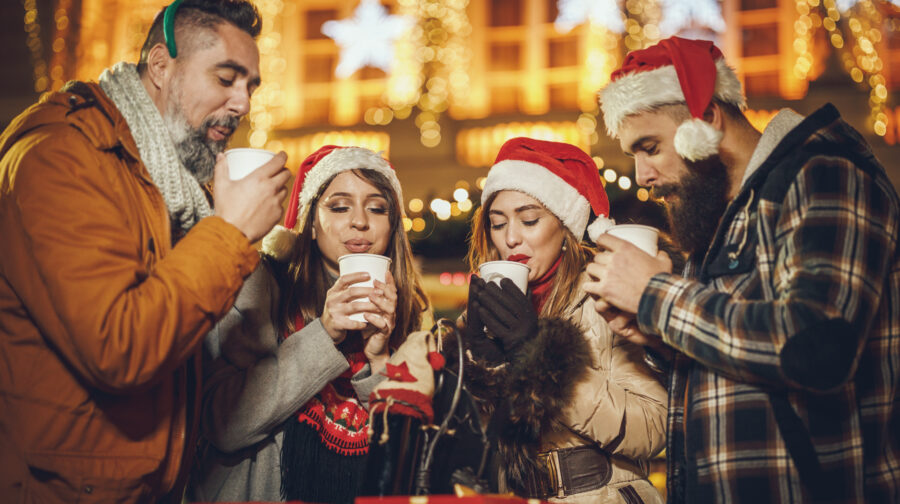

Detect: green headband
[163, 0, 185, 58]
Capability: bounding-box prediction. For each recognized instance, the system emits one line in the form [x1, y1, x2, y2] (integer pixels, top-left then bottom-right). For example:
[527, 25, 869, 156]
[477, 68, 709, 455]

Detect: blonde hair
[466, 192, 593, 319]
[269, 169, 429, 349]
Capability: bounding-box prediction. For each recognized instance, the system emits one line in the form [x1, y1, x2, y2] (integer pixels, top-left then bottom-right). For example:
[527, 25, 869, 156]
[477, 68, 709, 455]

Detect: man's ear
[705, 101, 726, 132]
[145, 42, 174, 91]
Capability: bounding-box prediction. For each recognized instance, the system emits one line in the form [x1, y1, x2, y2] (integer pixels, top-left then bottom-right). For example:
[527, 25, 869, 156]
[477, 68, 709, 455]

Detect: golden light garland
[793, 0, 816, 81]
[820, 0, 889, 137]
[23, 0, 49, 94]
[624, 0, 662, 51]
[248, 0, 287, 150]
[384, 0, 471, 148]
[47, 0, 74, 94]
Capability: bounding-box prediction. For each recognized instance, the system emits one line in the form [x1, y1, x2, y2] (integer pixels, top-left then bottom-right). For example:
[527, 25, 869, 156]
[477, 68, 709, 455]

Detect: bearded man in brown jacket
[0, 1, 290, 501]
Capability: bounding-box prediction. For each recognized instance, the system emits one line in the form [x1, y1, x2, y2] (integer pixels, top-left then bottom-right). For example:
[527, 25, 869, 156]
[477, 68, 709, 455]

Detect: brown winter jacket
[0, 82, 259, 502]
[463, 273, 668, 504]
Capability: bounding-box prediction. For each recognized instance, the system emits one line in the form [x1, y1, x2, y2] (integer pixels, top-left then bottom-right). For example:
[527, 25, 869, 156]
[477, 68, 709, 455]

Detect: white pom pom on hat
[599, 36, 745, 161]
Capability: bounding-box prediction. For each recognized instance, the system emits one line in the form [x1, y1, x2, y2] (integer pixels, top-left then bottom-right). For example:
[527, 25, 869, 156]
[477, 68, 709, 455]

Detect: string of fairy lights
[20, 0, 900, 230]
[22, 0, 72, 97]
[22, 0, 49, 94]
[794, 0, 892, 137]
[247, 0, 287, 150]
[383, 0, 471, 148]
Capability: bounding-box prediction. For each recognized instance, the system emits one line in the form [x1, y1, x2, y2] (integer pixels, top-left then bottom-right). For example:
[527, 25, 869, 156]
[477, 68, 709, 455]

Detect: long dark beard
[652, 155, 730, 256]
[163, 93, 239, 184]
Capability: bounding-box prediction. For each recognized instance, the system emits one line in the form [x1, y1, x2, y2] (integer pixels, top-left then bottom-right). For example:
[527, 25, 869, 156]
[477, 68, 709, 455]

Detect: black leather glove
[463, 276, 505, 363]
[476, 278, 539, 358]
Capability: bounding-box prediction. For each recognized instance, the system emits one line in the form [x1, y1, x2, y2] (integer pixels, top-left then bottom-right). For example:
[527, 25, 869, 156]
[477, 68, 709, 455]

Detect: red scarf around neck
[528, 253, 562, 314]
[286, 315, 370, 456]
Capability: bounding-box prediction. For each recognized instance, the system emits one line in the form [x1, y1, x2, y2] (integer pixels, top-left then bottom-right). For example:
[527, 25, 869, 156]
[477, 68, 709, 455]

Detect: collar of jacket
[0, 81, 143, 168]
[696, 103, 841, 281]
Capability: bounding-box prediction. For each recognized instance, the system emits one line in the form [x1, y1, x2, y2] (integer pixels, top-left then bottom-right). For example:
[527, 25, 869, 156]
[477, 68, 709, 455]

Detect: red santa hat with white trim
[262, 145, 403, 260]
[599, 36, 746, 161]
[481, 137, 612, 243]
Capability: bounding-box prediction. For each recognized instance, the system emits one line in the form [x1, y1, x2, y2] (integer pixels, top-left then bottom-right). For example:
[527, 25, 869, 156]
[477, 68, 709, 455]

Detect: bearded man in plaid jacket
[586, 36, 900, 503]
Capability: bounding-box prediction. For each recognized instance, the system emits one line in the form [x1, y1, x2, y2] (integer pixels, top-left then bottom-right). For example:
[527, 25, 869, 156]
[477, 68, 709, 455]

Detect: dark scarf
[528, 254, 562, 314]
[280, 314, 370, 504]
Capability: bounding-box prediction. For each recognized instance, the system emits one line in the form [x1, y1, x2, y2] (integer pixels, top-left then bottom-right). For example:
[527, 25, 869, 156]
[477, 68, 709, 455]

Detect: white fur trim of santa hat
[298, 147, 402, 212]
[481, 160, 591, 240]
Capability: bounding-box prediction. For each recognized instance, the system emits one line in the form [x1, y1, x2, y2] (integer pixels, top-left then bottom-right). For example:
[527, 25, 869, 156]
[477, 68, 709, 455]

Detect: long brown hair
[268, 169, 429, 349]
[466, 192, 593, 319]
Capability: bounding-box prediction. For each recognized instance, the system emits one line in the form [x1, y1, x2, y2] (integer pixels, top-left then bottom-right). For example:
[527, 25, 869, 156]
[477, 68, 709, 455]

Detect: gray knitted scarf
[98, 62, 213, 233]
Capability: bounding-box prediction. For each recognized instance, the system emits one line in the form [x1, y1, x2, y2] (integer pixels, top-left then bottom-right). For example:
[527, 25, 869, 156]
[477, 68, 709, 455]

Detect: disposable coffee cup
[338, 253, 392, 323]
[224, 148, 275, 180]
[478, 260, 530, 293]
[605, 224, 659, 256]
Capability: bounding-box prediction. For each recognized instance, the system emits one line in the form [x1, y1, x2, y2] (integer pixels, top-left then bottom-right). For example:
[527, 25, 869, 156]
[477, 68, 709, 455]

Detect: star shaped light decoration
[658, 0, 726, 37]
[554, 0, 625, 34]
[321, 0, 413, 79]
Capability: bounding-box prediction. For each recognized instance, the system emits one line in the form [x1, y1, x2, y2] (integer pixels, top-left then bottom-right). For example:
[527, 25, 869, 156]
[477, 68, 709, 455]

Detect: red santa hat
[480, 137, 612, 243]
[599, 36, 746, 161]
[262, 145, 403, 260]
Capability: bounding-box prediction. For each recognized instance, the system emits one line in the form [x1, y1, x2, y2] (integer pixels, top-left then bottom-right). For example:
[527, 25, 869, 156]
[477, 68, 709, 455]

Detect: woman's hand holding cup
[321, 271, 377, 344]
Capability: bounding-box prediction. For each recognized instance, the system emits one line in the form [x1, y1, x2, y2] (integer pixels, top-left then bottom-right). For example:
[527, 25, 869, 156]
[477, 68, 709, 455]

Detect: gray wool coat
[187, 265, 385, 502]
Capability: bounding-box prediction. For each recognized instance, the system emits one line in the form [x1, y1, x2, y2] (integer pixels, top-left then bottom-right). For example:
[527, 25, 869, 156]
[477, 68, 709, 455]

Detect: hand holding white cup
[604, 224, 659, 256]
[478, 260, 530, 293]
[224, 148, 276, 180]
[338, 253, 392, 323]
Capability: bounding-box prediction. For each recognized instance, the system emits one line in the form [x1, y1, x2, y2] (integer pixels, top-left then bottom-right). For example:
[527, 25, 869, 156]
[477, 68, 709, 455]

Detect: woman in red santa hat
[460, 137, 667, 503]
[188, 145, 431, 503]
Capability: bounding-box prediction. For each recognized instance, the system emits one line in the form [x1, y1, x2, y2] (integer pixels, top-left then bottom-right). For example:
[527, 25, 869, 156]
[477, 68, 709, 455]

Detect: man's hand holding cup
[584, 225, 671, 348]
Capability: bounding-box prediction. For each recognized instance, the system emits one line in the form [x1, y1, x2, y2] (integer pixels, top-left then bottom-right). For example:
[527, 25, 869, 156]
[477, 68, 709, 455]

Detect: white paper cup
[338, 253, 392, 323]
[478, 260, 530, 293]
[605, 224, 659, 256]
[224, 148, 275, 180]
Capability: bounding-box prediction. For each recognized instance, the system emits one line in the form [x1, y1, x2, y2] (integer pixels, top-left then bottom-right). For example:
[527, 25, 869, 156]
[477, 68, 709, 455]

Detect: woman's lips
[507, 254, 530, 264]
[344, 240, 372, 253]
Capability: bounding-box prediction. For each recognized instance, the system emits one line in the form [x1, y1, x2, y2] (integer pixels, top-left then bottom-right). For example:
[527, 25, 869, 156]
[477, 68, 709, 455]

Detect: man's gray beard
[163, 101, 236, 185]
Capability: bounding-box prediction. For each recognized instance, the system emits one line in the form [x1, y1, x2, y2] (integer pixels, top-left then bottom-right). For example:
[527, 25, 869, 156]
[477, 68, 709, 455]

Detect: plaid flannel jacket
[637, 105, 900, 503]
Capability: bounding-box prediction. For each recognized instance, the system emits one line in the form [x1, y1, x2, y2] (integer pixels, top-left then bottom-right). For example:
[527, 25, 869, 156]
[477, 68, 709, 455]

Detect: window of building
[305, 54, 335, 83]
[740, 0, 777, 10]
[548, 37, 578, 68]
[744, 72, 780, 97]
[549, 83, 578, 109]
[306, 9, 338, 40]
[490, 42, 522, 71]
[741, 25, 779, 57]
[489, 0, 523, 27]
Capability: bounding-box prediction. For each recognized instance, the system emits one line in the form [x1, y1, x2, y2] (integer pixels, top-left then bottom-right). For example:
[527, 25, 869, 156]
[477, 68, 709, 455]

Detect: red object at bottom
[356, 496, 548, 504]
